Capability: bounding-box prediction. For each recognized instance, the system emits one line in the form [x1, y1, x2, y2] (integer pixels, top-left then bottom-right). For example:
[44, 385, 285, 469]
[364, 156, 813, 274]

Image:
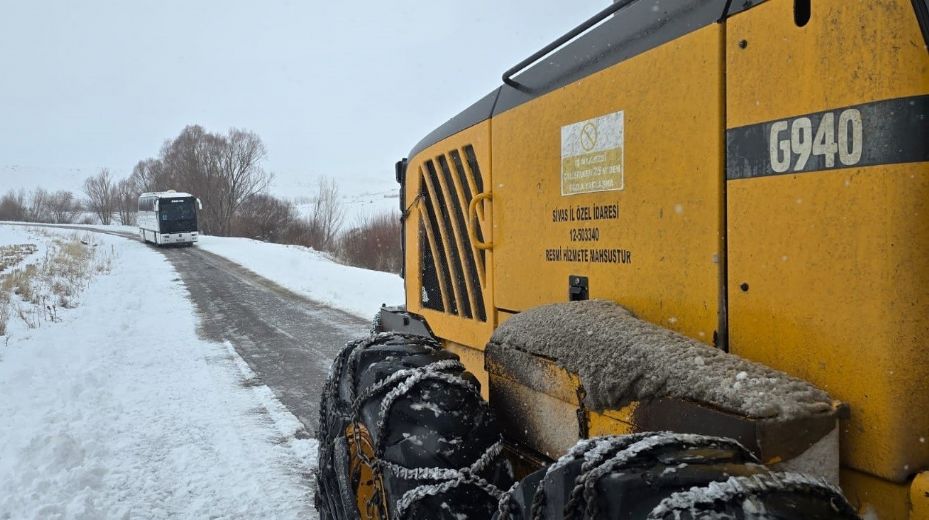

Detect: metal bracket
[568, 275, 589, 301]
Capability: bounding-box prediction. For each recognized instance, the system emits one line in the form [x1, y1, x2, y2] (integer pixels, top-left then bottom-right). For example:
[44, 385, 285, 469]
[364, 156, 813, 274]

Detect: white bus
[137, 191, 202, 246]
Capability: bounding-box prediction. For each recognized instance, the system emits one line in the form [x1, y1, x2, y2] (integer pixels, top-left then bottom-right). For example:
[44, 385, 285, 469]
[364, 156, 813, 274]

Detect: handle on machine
[468, 191, 493, 250]
[502, 0, 635, 88]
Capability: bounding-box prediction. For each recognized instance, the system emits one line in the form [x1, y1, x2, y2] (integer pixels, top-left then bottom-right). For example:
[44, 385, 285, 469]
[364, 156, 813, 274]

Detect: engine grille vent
[418, 145, 487, 321]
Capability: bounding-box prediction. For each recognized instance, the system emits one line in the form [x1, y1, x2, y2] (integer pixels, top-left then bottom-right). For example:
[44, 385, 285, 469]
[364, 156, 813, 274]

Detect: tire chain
[345, 332, 509, 519]
[580, 433, 750, 519]
[646, 472, 858, 519]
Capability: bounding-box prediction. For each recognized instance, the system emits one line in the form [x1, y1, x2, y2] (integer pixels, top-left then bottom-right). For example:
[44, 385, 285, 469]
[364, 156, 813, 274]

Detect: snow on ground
[0, 224, 318, 519]
[0, 225, 48, 262]
[197, 234, 404, 319]
[290, 185, 400, 227]
[273, 173, 399, 225]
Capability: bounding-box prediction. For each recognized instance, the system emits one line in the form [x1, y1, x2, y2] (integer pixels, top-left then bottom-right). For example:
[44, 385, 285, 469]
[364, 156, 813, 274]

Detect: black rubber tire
[496, 432, 859, 520]
[317, 332, 514, 520]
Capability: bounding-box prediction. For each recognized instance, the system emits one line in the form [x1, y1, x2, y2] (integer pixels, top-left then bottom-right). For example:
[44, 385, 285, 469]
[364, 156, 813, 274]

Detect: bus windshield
[160, 198, 196, 221]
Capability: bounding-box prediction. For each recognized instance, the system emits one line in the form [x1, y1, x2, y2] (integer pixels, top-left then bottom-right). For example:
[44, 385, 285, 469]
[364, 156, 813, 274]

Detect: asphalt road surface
[161, 244, 369, 432]
[15, 225, 370, 434]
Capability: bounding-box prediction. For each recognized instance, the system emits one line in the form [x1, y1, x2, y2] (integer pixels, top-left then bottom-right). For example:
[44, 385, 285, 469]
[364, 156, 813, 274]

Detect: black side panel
[376, 306, 435, 338]
[915, 0, 929, 51]
[727, 95, 929, 180]
[493, 0, 728, 116]
[726, 0, 767, 16]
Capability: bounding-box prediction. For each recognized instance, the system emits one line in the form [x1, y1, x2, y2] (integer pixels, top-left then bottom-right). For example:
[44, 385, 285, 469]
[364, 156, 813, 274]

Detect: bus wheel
[316, 332, 514, 520]
[496, 432, 859, 520]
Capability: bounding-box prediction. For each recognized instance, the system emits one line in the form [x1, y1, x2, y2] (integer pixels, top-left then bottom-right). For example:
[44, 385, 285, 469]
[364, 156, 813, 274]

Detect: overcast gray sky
[1, 0, 603, 195]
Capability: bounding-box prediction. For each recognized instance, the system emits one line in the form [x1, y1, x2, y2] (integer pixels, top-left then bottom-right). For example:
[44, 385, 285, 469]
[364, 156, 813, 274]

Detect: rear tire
[496, 432, 859, 520]
[317, 332, 514, 519]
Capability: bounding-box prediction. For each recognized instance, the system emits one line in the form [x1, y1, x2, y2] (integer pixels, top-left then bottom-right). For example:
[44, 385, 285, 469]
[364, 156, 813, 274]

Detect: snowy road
[159, 244, 369, 431]
[12, 224, 372, 432]
[0, 226, 324, 518]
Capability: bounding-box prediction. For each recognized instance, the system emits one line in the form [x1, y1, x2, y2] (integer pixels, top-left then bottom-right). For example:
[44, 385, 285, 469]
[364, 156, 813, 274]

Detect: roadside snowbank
[0, 225, 317, 519]
[197, 235, 404, 319]
[1, 221, 405, 320]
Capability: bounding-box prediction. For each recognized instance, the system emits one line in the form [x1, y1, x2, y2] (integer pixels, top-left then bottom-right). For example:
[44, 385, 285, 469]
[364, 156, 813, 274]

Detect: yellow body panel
[444, 340, 489, 400]
[492, 25, 724, 344]
[727, 0, 929, 129]
[726, 0, 929, 485]
[841, 467, 912, 520]
[913, 472, 929, 520]
[587, 405, 637, 438]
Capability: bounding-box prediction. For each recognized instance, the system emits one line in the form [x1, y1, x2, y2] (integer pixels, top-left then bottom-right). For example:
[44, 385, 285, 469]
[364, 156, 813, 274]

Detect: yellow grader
[317, 0, 929, 518]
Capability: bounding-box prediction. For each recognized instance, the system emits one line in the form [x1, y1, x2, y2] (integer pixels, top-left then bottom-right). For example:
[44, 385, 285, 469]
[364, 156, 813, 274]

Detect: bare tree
[26, 188, 50, 222]
[129, 126, 272, 236]
[129, 158, 167, 194]
[0, 190, 27, 221]
[308, 176, 344, 250]
[115, 179, 137, 225]
[47, 191, 82, 223]
[83, 168, 117, 225]
[209, 129, 271, 235]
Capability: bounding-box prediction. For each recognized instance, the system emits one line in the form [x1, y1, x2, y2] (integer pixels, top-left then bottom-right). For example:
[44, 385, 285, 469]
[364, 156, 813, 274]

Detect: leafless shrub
[232, 193, 297, 242]
[47, 191, 83, 224]
[336, 211, 402, 273]
[26, 188, 51, 222]
[0, 191, 27, 221]
[115, 178, 137, 225]
[286, 177, 345, 251]
[0, 190, 82, 224]
[83, 168, 117, 225]
[310, 177, 344, 249]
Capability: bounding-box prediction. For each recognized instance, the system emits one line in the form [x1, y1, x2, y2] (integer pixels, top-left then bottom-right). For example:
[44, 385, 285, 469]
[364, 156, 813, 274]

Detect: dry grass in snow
[0, 228, 114, 336]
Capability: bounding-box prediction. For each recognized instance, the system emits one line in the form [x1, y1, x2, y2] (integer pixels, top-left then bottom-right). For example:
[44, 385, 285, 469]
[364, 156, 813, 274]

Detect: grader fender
[486, 300, 843, 482]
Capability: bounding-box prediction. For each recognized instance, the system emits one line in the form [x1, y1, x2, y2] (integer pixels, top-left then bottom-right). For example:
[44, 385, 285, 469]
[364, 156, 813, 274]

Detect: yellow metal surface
[913, 472, 929, 520]
[443, 340, 489, 400]
[491, 24, 725, 345]
[405, 121, 496, 352]
[587, 404, 637, 438]
[841, 467, 911, 520]
[726, 0, 929, 484]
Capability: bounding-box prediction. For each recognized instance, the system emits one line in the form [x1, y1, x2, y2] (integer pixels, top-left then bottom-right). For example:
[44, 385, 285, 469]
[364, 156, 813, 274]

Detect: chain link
[646, 471, 851, 519]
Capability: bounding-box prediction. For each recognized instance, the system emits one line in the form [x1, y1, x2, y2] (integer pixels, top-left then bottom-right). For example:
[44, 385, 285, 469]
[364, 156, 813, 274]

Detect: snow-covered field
[197, 235, 404, 319]
[285, 174, 400, 225]
[0, 225, 318, 519]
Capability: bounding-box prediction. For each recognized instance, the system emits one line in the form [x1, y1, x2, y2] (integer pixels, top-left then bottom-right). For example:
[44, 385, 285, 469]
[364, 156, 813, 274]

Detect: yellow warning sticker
[560, 111, 624, 196]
